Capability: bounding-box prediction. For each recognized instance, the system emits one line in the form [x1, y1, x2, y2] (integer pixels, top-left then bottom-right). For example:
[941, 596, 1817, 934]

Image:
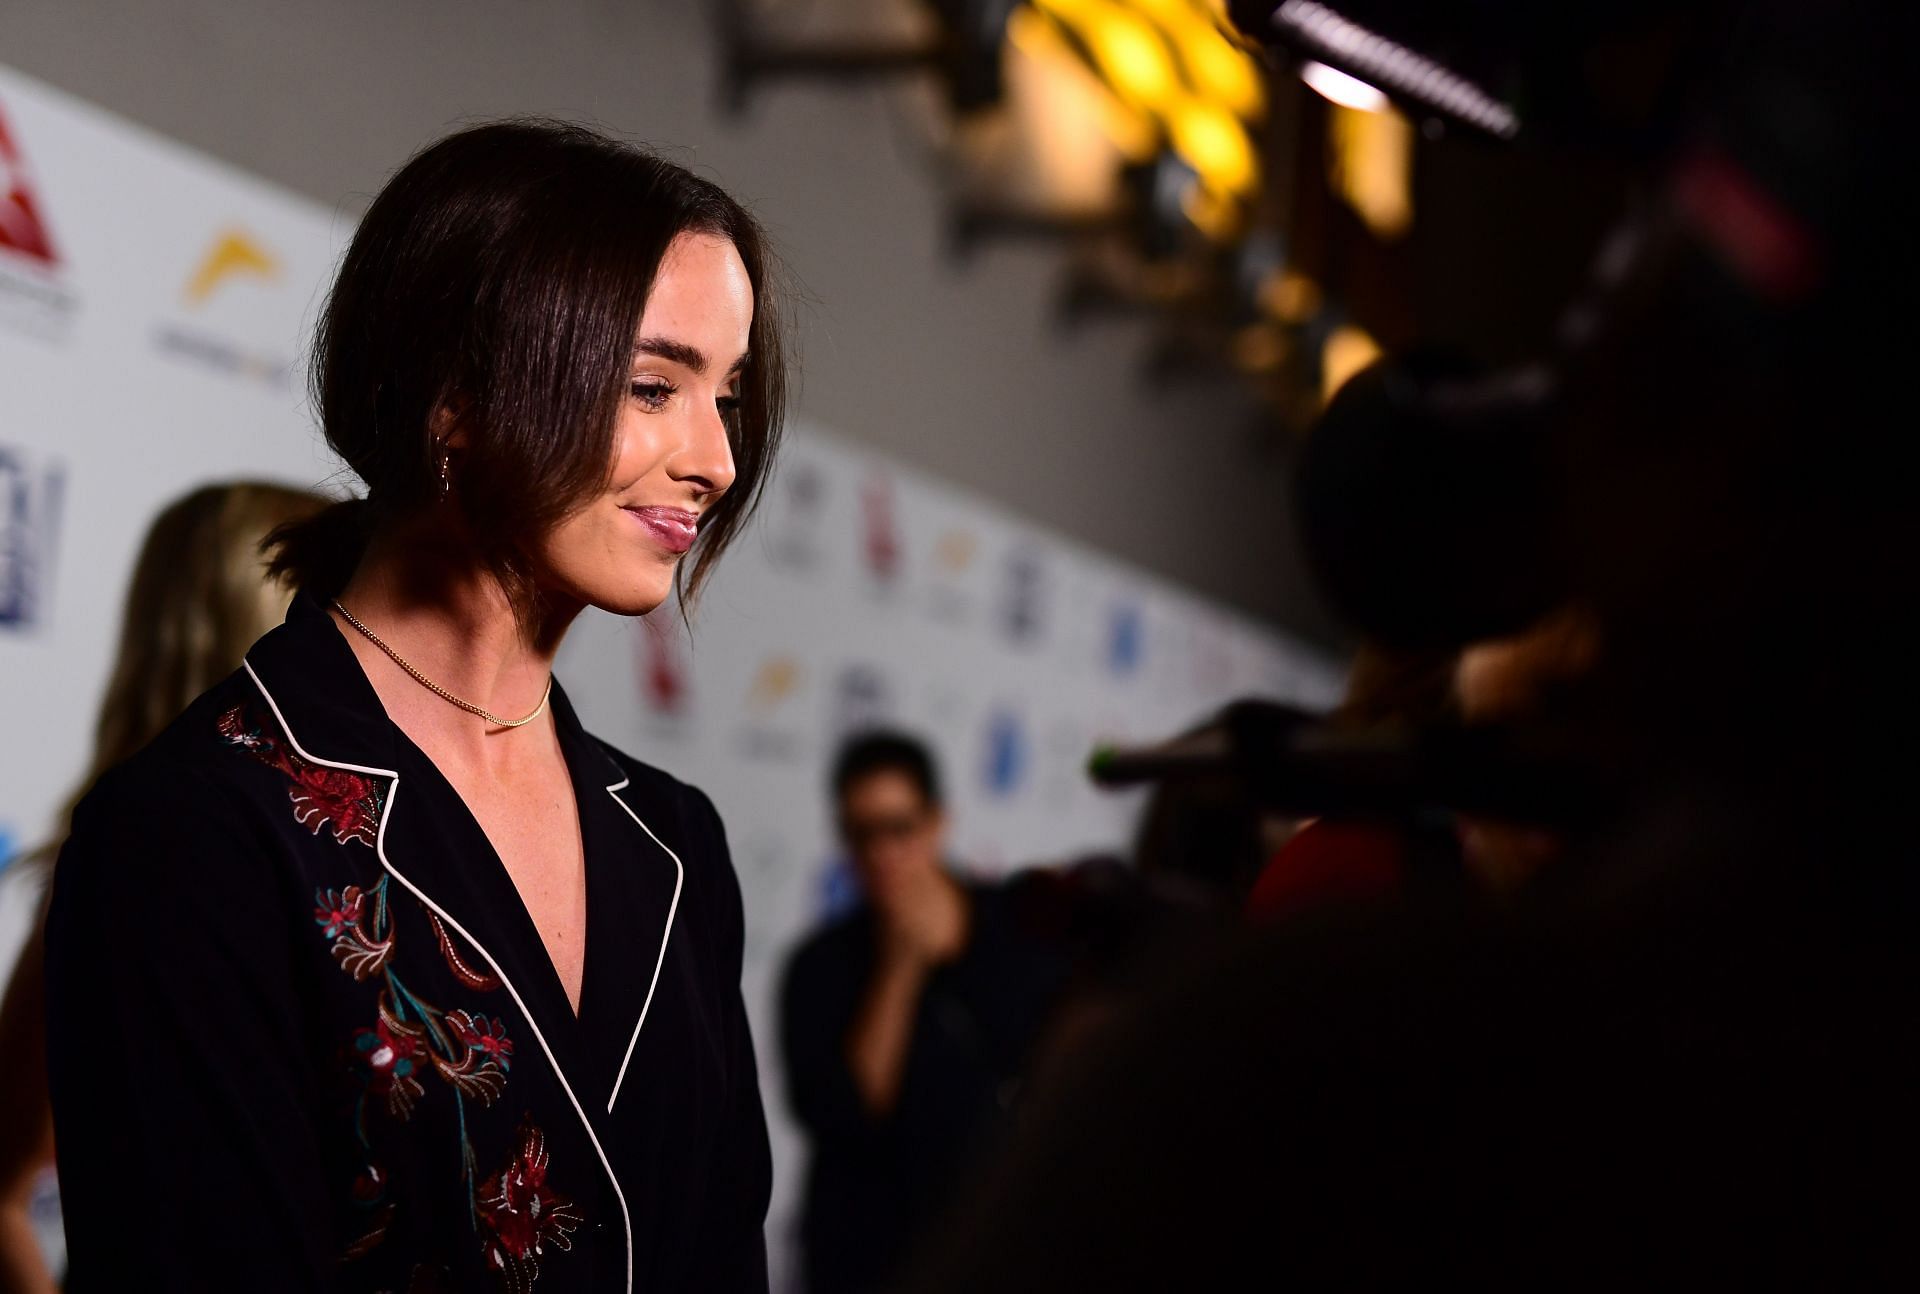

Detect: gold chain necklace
[332, 600, 552, 729]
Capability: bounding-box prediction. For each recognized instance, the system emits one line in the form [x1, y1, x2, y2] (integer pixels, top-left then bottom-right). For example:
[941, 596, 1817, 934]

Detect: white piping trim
[241, 658, 634, 1294]
[600, 773, 684, 1114]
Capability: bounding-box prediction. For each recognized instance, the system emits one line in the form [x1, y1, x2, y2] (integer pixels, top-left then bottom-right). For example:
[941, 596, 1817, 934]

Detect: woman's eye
[630, 379, 674, 411]
[717, 390, 743, 414]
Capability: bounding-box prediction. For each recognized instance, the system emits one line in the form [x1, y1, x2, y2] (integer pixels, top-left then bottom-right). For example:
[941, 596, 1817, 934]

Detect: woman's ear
[430, 399, 472, 452]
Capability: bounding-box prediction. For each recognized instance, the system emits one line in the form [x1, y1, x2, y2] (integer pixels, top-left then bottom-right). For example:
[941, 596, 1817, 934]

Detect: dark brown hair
[269, 119, 787, 611]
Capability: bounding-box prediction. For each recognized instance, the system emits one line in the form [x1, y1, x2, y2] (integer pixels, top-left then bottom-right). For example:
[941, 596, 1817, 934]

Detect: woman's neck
[332, 529, 580, 751]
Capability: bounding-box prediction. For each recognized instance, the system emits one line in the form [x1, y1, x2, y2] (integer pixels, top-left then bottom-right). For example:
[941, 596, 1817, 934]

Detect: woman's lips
[624, 506, 698, 555]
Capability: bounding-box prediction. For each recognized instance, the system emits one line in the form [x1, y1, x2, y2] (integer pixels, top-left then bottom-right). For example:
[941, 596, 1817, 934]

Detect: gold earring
[438, 446, 452, 501]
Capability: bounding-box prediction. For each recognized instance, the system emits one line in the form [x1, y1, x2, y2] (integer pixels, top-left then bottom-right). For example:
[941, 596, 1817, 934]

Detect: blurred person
[1246, 643, 1463, 922]
[781, 732, 1068, 1294]
[1451, 605, 1600, 889]
[45, 121, 787, 1291]
[1133, 767, 1287, 903]
[0, 481, 324, 1294]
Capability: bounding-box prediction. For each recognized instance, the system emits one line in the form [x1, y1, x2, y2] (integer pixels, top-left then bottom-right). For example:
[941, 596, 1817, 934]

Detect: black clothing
[45, 593, 771, 1292]
[905, 806, 1916, 1290]
[780, 882, 1067, 1294]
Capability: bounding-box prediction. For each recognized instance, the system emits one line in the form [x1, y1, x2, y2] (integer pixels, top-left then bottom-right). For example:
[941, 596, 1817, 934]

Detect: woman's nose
[669, 401, 738, 498]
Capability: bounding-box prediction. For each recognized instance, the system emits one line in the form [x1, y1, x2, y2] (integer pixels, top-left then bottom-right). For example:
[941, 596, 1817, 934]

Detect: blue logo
[816, 856, 863, 921]
[0, 446, 64, 631]
[999, 547, 1046, 646]
[983, 708, 1029, 798]
[1107, 603, 1144, 677]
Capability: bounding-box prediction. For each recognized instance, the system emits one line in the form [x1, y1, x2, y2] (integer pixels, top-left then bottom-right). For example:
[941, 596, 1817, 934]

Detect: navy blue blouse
[45, 593, 771, 1292]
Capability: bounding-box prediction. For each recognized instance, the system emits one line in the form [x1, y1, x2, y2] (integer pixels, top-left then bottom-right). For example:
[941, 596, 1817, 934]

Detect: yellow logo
[184, 228, 279, 305]
[747, 656, 801, 710]
[935, 528, 978, 574]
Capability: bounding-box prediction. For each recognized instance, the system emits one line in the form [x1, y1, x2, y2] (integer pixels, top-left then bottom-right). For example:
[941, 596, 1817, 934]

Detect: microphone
[1091, 700, 1606, 826]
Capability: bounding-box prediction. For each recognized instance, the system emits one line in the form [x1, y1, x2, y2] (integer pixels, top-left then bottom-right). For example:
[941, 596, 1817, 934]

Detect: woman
[0, 481, 325, 1294]
[45, 121, 785, 1293]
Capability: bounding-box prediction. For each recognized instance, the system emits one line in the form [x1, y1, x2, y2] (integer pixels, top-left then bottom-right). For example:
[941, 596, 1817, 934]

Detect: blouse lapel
[246, 595, 689, 1118]
[246, 596, 590, 1057]
[553, 686, 685, 1115]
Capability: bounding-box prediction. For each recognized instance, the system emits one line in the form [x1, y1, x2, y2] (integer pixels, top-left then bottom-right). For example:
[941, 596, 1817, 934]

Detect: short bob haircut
[270, 119, 786, 613]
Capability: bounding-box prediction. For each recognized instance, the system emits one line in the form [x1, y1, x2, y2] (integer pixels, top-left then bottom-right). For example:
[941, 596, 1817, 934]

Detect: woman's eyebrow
[634, 336, 708, 373]
[634, 338, 751, 379]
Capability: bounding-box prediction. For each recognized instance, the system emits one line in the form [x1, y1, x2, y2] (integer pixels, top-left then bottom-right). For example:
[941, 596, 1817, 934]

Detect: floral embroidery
[219, 701, 385, 846]
[355, 998, 427, 1119]
[430, 911, 502, 992]
[448, 1010, 515, 1068]
[318, 875, 545, 1266]
[289, 764, 384, 845]
[477, 1119, 583, 1294]
[317, 885, 394, 981]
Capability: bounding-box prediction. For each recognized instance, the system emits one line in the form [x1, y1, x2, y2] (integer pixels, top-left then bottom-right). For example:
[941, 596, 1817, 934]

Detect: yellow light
[1322, 324, 1383, 403]
[1179, 182, 1241, 243]
[1327, 102, 1414, 240]
[1128, 0, 1266, 120]
[1259, 269, 1323, 323]
[1036, 0, 1182, 117]
[1168, 99, 1256, 197]
[1008, 7, 1160, 162]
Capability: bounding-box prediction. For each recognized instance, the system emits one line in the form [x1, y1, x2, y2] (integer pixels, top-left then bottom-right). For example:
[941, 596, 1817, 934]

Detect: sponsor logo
[1106, 602, 1145, 677]
[982, 707, 1029, 798]
[766, 458, 825, 573]
[831, 662, 895, 741]
[637, 613, 691, 720]
[0, 444, 65, 632]
[998, 546, 1046, 647]
[934, 528, 976, 574]
[735, 654, 805, 761]
[747, 655, 801, 711]
[926, 527, 978, 625]
[151, 226, 294, 389]
[183, 228, 279, 304]
[815, 856, 863, 922]
[0, 106, 57, 265]
[0, 98, 78, 342]
[860, 473, 900, 588]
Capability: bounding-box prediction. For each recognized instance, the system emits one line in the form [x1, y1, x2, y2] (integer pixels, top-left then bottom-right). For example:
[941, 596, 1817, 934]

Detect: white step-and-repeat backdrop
[0, 63, 1341, 1281]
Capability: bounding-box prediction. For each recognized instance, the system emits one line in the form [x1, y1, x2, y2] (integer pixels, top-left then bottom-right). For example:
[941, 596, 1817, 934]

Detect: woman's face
[537, 231, 752, 617]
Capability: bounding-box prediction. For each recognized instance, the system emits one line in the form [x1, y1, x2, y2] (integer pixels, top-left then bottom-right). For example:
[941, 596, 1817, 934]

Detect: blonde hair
[37, 481, 327, 863]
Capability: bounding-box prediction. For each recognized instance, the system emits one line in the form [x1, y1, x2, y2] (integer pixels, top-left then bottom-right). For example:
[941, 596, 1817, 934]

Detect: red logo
[0, 101, 59, 266]
[639, 614, 689, 716]
[862, 473, 900, 583]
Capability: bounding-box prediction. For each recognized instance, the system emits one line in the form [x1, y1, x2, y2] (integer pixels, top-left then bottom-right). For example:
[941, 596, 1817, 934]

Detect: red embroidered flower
[289, 763, 382, 847]
[315, 886, 366, 939]
[477, 1120, 583, 1292]
[448, 1011, 515, 1069]
[355, 999, 427, 1119]
[220, 701, 386, 846]
[315, 884, 392, 980]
